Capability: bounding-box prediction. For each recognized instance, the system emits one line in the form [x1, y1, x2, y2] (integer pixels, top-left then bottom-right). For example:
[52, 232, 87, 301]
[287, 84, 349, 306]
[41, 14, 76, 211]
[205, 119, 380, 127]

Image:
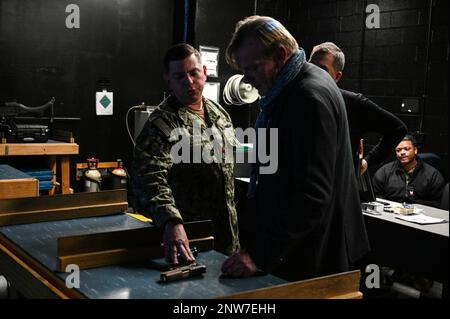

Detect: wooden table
[0, 215, 362, 299]
[0, 140, 79, 195]
[0, 191, 362, 299]
[0, 164, 39, 199]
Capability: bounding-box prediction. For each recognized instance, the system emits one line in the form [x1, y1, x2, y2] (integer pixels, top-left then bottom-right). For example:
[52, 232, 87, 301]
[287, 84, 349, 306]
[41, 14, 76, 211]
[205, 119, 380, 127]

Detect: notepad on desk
[395, 214, 447, 225]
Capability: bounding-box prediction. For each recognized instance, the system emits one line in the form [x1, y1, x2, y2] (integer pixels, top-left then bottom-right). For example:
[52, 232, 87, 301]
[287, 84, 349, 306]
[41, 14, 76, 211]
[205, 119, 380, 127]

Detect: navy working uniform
[132, 96, 240, 255]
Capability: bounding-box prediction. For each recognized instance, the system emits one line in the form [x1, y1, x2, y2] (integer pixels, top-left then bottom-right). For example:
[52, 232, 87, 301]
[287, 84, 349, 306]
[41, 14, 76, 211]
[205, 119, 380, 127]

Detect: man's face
[164, 53, 207, 106]
[234, 37, 280, 96]
[396, 140, 418, 166]
[310, 52, 342, 82]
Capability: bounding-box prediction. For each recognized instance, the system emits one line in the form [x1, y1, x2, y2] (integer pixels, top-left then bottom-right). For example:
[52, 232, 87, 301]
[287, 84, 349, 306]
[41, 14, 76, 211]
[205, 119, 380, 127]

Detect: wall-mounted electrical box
[134, 106, 157, 141]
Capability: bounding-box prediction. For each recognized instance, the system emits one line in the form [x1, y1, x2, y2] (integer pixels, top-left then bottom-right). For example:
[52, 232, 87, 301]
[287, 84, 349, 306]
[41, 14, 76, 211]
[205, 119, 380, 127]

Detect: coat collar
[167, 96, 224, 126]
[394, 156, 423, 174]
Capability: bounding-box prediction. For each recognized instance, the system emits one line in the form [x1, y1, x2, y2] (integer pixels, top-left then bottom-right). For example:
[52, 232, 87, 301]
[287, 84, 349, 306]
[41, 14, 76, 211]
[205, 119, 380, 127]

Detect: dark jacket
[249, 63, 370, 281]
[341, 89, 407, 170]
[372, 157, 446, 208]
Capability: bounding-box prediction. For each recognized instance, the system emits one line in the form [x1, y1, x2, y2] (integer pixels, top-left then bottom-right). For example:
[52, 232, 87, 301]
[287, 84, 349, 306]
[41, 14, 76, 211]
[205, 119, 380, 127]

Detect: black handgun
[160, 263, 206, 282]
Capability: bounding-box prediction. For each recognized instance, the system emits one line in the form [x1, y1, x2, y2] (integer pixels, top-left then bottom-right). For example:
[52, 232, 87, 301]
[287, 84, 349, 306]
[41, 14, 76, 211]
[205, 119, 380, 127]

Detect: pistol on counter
[160, 263, 206, 282]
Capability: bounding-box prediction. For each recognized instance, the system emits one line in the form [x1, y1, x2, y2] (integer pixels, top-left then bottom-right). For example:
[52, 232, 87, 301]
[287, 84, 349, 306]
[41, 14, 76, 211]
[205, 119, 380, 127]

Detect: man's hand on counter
[163, 221, 196, 265]
[221, 250, 257, 278]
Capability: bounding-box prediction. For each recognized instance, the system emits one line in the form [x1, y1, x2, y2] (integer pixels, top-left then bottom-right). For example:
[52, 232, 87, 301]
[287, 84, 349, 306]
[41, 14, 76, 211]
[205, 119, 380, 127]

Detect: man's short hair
[163, 43, 202, 73]
[402, 134, 418, 147]
[310, 42, 345, 72]
[225, 16, 299, 69]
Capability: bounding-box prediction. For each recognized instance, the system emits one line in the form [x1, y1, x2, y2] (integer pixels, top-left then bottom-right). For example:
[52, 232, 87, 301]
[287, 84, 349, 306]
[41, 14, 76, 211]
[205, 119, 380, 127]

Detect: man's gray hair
[226, 16, 299, 69]
[310, 42, 345, 72]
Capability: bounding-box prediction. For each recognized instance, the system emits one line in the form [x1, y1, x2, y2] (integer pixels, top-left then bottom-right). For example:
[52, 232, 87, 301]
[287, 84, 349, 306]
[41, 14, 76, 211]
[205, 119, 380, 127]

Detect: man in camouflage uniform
[132, 44, 240, 264]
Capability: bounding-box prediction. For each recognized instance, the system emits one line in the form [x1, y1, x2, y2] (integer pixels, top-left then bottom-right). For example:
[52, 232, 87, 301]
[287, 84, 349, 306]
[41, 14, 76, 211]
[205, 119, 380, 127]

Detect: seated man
[372, 134, 445, 208]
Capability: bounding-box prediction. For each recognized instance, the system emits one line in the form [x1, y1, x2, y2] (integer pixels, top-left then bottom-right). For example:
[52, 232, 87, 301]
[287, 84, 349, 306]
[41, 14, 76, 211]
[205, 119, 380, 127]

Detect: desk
[0, 140, 79, 195]
[363, 199, 449, 297]
[0, 211, 363, 299]
[0, 213, 287, 299]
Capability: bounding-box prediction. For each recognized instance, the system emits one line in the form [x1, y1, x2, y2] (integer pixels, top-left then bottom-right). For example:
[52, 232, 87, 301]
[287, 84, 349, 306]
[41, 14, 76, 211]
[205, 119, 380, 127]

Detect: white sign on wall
[96, 90, 113, 115]
[203, 82, 220, 103]
[199, 46, 220, 78]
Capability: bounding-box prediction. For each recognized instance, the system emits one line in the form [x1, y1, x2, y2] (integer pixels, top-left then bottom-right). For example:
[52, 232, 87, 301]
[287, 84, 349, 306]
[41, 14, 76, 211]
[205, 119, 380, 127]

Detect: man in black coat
[221, 16, 370, 281]
[309, 42, 407, 174]
[373, 134, 445, 208]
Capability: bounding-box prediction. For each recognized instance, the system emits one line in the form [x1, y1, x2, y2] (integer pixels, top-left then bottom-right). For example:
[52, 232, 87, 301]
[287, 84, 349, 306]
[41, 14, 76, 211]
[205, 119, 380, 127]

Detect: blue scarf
[248, 49, 306, 198]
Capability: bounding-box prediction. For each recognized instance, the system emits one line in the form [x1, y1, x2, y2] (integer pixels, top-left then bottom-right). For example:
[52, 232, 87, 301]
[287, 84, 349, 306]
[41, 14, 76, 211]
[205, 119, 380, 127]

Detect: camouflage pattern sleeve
[132, 121, 183, 228]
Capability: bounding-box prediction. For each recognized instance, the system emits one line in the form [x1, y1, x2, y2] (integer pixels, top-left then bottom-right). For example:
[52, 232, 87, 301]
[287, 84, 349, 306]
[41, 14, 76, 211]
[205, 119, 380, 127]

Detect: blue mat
[0, 164, 33, 180]
[21, 169, 53, 181]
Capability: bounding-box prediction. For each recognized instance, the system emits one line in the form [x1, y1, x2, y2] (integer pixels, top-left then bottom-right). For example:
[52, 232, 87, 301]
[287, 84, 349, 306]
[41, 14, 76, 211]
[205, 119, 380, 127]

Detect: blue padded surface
[21, 169, 54, 181]
[38, 181, 53, 191]
[0, 164, 33, 180]
[0, 214, 285, 299]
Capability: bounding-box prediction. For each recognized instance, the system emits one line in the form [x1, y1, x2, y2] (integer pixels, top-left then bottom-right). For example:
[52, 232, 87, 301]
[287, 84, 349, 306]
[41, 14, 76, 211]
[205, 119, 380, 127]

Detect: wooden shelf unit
[0, 140, 79, 195]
